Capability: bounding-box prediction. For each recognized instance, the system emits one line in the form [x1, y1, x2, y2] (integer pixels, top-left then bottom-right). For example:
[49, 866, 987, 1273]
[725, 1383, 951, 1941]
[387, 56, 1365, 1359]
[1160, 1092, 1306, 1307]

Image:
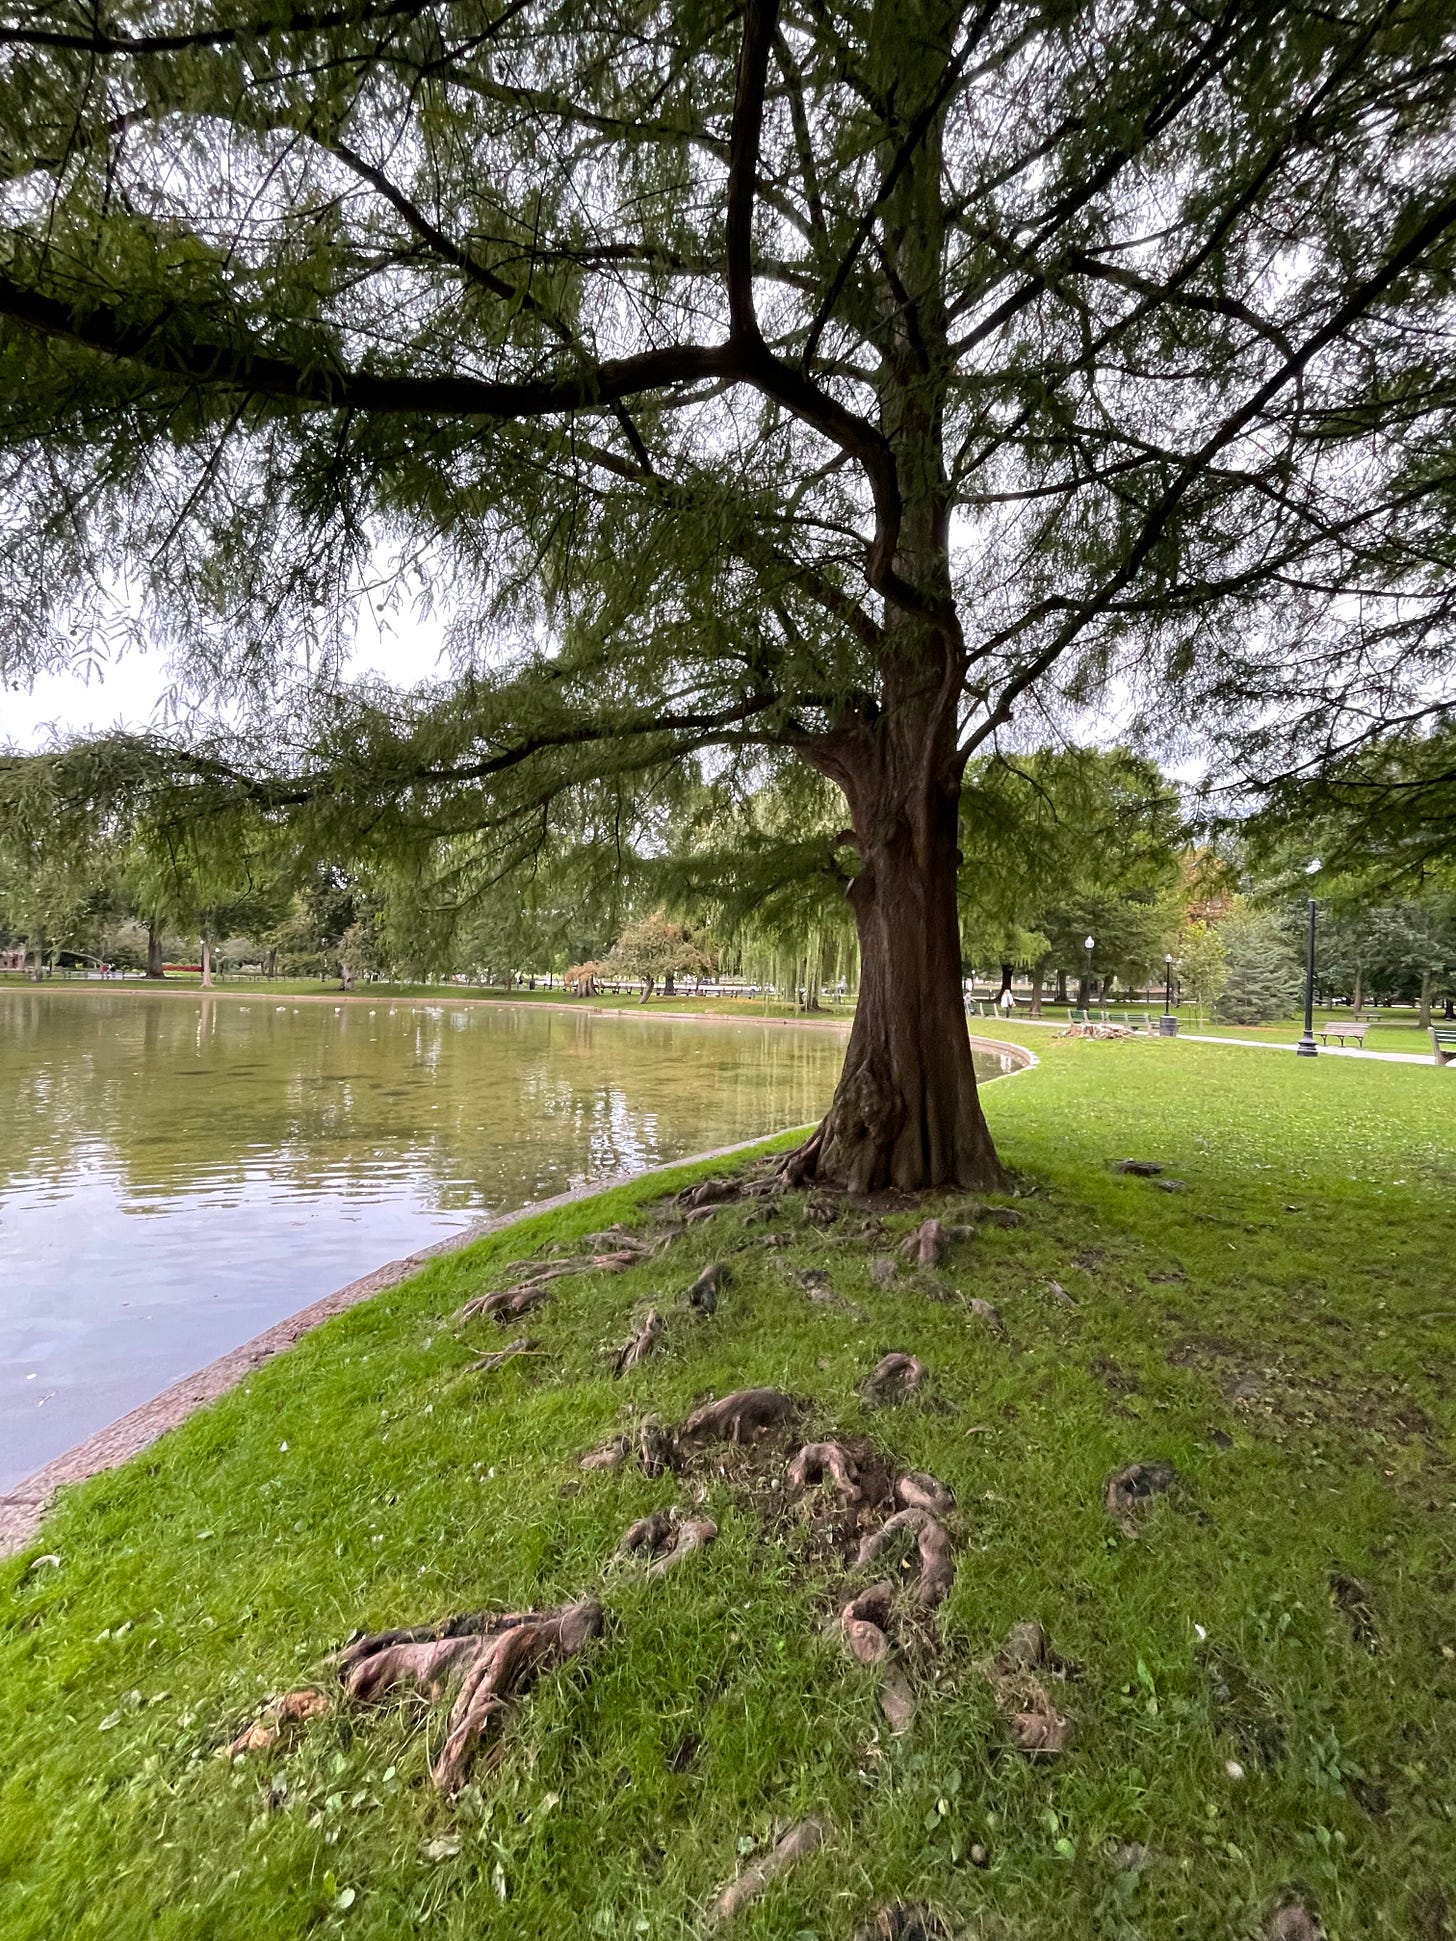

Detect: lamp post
[1295, 859, 1322, 1058]
[1163, 953, 1173, 1017]
[1084, 934, 1095, 1008]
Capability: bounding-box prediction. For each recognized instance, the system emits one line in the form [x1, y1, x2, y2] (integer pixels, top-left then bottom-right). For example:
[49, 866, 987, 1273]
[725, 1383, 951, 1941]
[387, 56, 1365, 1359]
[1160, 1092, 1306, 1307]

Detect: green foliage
[1214, 907, 1304, 1027]
[1175, 921, 1229, 1024]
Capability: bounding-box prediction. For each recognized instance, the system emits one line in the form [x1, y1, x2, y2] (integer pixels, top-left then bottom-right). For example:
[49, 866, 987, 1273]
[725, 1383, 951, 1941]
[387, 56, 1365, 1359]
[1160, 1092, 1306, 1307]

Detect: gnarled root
[894, 1470, 954, 1517]
[677, 1388, 800, 1448]
[225, 1687, 331, 1756]
[898, 1219, 972, 1270]
[579, 1436, 629, 1470]
[861, 1353, 928, 1407]
[338, 1598, 603, 1792]
[686, 1263, 728, 1313]
[613, 1308, 664, 1377]
[616, 1507, 718, 1577]
[708, 1816, 827, 1925]
[466, 1335, 540, 1375]
[838, 1583, 914, 1734]
[855, 1508, 954, 1609]
[787, 1441, 863, 1506]
[1105, 1460, 1178, 1522]
[853, 1905, 950, 1941]
[984, 1618, 1077, 1756]
[459, 1279, 556, 1324]
[458, 1247, 647, 1322]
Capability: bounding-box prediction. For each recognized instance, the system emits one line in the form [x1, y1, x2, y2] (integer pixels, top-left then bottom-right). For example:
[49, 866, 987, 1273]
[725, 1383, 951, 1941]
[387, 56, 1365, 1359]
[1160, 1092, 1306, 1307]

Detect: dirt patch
[1329, 1572, 1379, 1651]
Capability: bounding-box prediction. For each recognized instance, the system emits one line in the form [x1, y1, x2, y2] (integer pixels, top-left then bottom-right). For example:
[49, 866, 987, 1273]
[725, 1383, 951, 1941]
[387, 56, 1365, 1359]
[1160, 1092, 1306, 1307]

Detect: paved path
[997, 1013, 1435, 1065]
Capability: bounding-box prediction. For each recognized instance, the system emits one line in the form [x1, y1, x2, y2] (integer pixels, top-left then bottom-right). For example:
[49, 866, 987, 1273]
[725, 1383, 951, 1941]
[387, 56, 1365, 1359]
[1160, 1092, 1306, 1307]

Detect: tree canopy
[3, 0, 1455, 1184]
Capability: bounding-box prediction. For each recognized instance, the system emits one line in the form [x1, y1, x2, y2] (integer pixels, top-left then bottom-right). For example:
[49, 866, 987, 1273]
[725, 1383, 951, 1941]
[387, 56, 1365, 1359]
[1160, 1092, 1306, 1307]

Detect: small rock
[1154, 1178, 1189, 1193]
[1010, 1708, 1075, 1754]
[967, 1296, 1003, 1332]
[969, 1843, 989, 1868]
[1114, 1159, 1163, 1176]
[1225, 1758, 1246, 1781]
[869, 1255, 899, 1288]
[853, 1904, 948, 1941]
[1047, 1279, 1077, 1307]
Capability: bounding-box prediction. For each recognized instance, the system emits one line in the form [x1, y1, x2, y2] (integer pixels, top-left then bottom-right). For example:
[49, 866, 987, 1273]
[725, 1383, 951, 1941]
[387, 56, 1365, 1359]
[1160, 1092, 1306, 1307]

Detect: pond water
[0, 989, 1015, 1491]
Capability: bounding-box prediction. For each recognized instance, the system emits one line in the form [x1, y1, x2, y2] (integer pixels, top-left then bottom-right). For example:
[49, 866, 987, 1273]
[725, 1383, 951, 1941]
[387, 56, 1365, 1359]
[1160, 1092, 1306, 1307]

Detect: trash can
[1158, 1015, 1180, 1037]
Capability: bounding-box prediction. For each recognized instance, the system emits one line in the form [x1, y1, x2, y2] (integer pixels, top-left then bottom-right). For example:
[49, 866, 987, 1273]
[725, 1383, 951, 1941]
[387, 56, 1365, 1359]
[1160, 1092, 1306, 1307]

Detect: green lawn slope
[1, 1034, 1452, 1940]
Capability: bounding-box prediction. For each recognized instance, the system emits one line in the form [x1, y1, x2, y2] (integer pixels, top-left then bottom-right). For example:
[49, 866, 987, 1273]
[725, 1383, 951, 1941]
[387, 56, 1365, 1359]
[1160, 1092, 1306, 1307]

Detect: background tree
[1213, 906, 1303, 1026]
[3, 0, 1455, 1186]
[607, 912, 715, 1004]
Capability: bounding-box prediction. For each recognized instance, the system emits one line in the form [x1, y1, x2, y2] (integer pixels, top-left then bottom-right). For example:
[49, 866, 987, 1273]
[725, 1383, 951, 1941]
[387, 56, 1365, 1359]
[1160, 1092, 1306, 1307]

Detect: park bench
[1431, 1026, 1456, 1067]
[1316, 1020, 1368, 1047]
[1068, 1006, 1090, 1025]
[1122, 1012, 1153, 1033]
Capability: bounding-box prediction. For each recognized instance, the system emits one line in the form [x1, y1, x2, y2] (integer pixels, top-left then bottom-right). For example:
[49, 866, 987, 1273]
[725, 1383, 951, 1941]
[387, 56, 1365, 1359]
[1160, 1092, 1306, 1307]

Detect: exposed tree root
[708, 1816, 827, 1925]
[897, 1218, 971, 1269]
[868, 1255, 899, 1287]
[616, 1506, 719, 1575]
[458, 1246, 647, 1322]
[225, 1688, 331, 1756]
[836, 1582, 918, 1733]
[862, 1354, 928, 1407]
[678, 1388, 801, 1448]
[639, 1415, 675, 1476]
[852, 1905, 950, 1941]
[894, 1470, 954, 1517]
[1329, 1572, 1379, 1651]
[1266, 1902, 1323, 1941]
[787, 1441, 863, 1506]
[854, 1507, 954, 1608]
[966, 1296, 1004, 1333]
[1114, 1159, 1163, 1176]
[466, 1335, 540, 1375]
[579, 1436, 629, 1470]
[459, 1279, 557, 1324]
[338, 1598, 603, 1792]
[613, 1308, 664, 1377]
[686, 1262, 728, 1313]
[983, 1619, 1078, 1756]
[1105, 1459, 1178, 1521]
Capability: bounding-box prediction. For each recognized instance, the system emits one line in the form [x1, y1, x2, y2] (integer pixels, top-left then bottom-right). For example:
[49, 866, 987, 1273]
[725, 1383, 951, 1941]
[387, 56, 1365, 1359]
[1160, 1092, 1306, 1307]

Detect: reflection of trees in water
[0, 994, 850, 1205]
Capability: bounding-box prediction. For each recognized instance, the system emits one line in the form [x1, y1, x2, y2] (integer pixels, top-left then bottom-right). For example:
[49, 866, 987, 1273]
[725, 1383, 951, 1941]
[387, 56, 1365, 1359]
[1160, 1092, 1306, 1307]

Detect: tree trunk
[266, 946, 277, 978]
[1054, 968, 1067, 1004]
[640, 974, 654, 1003]
[789, 760, 1004, 1195]
[997, 961, 1013, 1000]
[1418, 968, 1432, 1030]
[1028, 960, 1046, 1018]
[146, 920, 166, 979]
[663, 969, 675, 997]
[200, 932, 213, 989]
[1077, 970, 1090, 1008]
[1352, 966, 1363, 1014]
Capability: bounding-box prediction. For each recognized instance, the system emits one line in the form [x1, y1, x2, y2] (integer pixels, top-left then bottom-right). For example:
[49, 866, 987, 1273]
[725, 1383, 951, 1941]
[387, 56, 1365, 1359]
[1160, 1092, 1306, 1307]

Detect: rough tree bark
[146, 920, 165, 979]
[199, 932, 213, 989]
[1028, 961, 1046, 1018]
[788, 0, 1006, 1196]
[1054, 969, 1068, 1005]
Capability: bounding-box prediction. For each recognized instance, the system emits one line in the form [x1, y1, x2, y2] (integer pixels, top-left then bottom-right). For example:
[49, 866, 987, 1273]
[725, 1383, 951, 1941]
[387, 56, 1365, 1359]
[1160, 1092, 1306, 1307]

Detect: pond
[0, 989, 1016, 1491]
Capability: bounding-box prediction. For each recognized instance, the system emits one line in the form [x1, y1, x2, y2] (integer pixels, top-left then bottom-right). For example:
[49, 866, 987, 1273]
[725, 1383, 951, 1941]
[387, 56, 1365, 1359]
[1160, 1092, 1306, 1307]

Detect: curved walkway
[1004, 1013, 1435, 1064]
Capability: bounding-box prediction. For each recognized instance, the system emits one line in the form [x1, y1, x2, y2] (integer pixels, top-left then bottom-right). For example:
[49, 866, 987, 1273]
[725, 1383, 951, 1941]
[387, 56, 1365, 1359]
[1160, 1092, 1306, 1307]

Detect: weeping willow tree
[2, 0, 1455, 1188]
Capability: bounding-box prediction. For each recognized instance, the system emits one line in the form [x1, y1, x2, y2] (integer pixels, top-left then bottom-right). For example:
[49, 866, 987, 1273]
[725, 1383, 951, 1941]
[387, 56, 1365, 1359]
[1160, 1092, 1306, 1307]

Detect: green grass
[2, 1035, 1454, 1940]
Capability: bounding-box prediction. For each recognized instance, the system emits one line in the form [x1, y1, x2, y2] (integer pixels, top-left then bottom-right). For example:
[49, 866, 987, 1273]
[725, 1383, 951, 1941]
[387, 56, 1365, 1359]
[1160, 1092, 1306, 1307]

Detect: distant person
[998, 987, 1016, 1013]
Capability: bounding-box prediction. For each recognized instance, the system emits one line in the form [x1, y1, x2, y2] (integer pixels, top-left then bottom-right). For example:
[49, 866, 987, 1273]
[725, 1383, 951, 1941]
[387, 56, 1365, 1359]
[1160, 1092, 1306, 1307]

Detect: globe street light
[1084, 934, 1095, 1008]
[1295, 858, 1322, 1058]
[1163, 952, 1174, 1017]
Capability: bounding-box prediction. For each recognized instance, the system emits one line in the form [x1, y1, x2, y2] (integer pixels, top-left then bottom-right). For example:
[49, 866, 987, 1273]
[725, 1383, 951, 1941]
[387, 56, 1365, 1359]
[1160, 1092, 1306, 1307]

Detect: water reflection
[0, 991, 1011, 1489]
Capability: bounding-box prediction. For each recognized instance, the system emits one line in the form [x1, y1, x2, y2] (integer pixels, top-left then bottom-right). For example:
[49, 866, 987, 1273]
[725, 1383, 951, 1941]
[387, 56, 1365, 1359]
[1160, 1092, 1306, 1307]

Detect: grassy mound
[1, 1034, 1453, 1940]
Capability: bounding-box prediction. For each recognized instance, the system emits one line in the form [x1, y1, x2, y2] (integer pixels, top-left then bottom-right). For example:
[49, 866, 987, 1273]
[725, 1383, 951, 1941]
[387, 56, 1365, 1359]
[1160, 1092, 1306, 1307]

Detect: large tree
[2, 0, 1454, 1188]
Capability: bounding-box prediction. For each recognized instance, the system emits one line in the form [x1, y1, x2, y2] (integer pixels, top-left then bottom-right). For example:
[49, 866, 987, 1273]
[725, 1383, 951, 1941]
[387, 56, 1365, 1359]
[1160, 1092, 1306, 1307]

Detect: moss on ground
[1, 1033, 1453, 1940]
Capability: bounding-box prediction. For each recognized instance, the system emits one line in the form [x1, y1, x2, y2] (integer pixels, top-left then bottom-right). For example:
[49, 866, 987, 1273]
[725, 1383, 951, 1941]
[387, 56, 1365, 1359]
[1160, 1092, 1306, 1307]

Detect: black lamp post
[1295, 859, 1322, 1058]
[1163, 953, 1173, 1017]
[1084, 934, 1095, 1007]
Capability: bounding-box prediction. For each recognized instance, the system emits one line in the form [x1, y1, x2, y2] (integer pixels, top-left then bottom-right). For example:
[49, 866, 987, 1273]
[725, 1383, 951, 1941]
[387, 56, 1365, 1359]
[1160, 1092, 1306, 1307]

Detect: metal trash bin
[1158, 1015, 1180, 1037]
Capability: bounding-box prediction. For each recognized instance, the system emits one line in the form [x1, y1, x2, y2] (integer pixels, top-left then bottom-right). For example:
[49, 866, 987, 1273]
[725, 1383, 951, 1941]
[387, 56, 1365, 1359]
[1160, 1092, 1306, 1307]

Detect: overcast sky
[1, 616, 437, 753]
